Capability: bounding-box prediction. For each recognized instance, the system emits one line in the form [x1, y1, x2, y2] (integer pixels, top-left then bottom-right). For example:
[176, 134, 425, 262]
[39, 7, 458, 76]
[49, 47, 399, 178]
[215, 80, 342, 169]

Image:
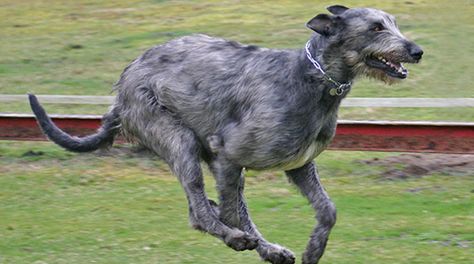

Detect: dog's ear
[327, 5, 349, 15]
[306, 14, 337, 36]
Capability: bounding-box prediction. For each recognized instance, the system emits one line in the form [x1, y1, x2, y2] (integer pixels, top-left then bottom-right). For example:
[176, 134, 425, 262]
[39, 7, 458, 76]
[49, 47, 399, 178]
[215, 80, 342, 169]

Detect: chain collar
[305, 40, 352, 96]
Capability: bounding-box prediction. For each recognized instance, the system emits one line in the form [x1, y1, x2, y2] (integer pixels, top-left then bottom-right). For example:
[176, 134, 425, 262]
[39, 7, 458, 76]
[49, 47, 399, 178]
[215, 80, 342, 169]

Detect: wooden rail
[2, 94, 474, 107]
[1, 114, 473, 154]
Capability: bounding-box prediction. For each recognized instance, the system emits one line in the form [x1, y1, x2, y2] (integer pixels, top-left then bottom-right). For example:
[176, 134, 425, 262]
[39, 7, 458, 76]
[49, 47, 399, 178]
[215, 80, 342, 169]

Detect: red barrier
[1, 114, 473, 154]
[333, 121, 474, 154]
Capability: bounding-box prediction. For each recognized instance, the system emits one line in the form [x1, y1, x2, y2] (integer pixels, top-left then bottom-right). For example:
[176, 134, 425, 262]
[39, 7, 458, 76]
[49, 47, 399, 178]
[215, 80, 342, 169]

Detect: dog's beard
[344, 52, 402, 85]
[358, 64, 402, 85]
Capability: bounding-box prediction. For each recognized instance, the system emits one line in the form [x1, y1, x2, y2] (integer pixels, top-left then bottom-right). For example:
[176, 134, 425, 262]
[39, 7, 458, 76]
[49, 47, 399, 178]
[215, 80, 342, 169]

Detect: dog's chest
[274, 112, 337, 171]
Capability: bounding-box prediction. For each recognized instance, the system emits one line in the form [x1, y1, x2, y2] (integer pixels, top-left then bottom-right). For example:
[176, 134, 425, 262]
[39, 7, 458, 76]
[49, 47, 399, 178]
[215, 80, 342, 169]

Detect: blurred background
[0, 1, 472, 263]
[0, 0, 473, 121]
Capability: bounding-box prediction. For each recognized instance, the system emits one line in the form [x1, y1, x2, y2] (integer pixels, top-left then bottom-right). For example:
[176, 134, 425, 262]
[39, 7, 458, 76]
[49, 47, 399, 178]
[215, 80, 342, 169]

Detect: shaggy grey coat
[29, 5, 422, 264]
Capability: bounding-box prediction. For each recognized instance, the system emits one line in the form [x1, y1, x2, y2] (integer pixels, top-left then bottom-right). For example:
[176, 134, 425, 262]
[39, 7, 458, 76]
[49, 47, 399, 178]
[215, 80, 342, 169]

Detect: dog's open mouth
[365, 56, 409, 79]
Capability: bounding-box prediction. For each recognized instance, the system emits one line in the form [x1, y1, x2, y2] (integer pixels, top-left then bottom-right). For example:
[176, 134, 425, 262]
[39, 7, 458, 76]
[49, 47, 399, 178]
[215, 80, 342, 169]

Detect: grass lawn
[0, 0, 473, 121]
[0, 141, 472, 263]
[0, 1, 473, 263]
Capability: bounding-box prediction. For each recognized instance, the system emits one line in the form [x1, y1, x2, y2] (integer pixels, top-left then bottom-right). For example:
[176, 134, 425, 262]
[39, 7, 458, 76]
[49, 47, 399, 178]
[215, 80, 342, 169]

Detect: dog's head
[307, 5, 423, 83]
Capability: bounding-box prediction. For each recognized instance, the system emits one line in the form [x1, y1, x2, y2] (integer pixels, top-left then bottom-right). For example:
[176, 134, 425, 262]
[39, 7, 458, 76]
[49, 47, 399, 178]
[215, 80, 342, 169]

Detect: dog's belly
[276, 141, 326, 170]
[222, 115, 337, 171]
[223, 138, 323, 171]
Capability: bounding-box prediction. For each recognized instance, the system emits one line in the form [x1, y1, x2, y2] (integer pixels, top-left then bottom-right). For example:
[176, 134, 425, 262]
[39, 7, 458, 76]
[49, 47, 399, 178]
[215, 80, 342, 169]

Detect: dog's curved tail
[28, 94, 121, 152]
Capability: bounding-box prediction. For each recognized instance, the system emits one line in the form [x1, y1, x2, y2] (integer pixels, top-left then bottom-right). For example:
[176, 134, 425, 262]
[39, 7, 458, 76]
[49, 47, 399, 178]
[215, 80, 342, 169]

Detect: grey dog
[29, 5, 423, 264]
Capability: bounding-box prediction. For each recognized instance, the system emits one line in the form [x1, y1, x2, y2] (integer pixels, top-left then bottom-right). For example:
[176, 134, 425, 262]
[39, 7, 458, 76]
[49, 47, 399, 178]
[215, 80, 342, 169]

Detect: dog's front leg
[210, 156, 295, 264]
[286, 161, 337, 264]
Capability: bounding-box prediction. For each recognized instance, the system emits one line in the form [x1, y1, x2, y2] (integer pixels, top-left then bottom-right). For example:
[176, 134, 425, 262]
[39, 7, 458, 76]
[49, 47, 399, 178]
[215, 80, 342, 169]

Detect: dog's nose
[407, 43, 423, 60]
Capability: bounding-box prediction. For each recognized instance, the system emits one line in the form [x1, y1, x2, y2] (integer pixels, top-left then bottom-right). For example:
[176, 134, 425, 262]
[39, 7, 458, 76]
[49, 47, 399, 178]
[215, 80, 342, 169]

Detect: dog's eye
[373, 23, 384, 32]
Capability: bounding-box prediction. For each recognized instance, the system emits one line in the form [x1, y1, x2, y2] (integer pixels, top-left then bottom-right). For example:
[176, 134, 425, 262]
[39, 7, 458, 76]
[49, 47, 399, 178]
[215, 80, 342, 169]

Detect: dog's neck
[302, 35, 355, 95]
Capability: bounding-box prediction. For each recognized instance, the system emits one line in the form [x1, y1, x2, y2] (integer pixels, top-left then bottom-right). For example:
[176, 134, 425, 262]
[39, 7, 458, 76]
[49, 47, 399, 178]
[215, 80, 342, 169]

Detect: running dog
[29, 5, 422, 264]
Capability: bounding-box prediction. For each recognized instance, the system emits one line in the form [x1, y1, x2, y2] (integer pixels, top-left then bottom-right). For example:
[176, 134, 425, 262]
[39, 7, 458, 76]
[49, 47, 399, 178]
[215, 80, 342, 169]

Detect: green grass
[0, 1, 473, 262]
[0, 0, 473, 121]
[0, 141, 472, 263]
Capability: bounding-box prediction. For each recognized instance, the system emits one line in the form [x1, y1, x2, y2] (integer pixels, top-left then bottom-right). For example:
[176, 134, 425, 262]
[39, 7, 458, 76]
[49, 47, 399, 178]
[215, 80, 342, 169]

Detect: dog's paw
[258, 243, 295, 264]
[224, 230, 259, 251]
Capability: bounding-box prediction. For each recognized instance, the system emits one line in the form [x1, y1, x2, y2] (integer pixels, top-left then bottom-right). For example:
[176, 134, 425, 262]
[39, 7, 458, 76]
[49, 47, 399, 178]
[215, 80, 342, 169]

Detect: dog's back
[113, 34, 324, 168]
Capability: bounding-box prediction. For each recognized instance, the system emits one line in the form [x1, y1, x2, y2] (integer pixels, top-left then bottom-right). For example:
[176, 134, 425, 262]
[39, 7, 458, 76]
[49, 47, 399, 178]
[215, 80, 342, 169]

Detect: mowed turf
[0, 1, 473, 263]
[0, 0, 473, 121]
[0, 141, 472, 263]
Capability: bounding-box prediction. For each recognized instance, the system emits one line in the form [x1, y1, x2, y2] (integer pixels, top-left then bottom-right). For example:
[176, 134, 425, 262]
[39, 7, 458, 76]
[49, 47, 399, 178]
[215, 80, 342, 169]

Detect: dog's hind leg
[239, 175, 296, 264]
[150, 123, 258, 251]
[286, 161, 336, 264]
[209, 156, 295, 264]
